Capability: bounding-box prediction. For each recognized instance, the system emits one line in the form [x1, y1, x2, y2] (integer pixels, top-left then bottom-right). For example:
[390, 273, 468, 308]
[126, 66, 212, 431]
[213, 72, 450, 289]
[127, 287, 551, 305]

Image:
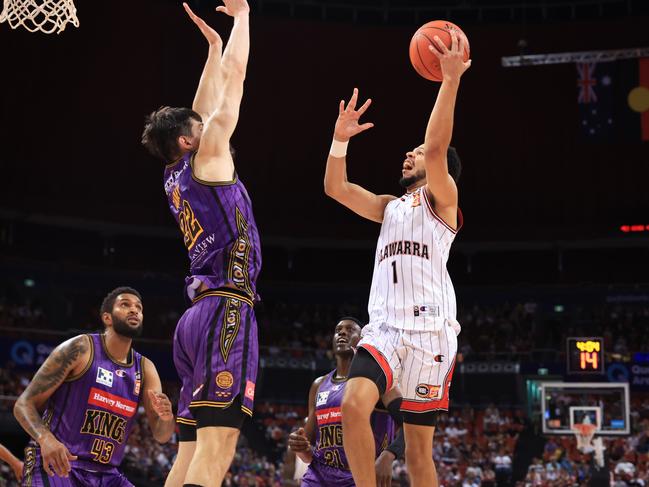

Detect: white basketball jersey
[367, 186, 463, 331]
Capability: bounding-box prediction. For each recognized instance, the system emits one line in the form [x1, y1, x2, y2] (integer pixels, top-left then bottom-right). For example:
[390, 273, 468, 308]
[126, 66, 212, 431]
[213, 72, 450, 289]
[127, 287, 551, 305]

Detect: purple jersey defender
[22, 334, 143, 487]
[163, 153, 262, 301]
[301, 371, 396, 487]
[164, 152, 262, 427]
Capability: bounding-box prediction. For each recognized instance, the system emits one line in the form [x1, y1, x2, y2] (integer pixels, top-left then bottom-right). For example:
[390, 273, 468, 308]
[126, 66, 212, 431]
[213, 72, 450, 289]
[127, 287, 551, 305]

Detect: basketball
[409, 20, 470, 82]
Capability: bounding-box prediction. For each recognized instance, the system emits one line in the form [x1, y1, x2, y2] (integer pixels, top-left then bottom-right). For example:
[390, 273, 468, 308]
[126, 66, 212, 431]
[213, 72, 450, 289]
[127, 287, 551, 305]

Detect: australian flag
[577, 58, 649, 142]
[577, 61, 614, 140]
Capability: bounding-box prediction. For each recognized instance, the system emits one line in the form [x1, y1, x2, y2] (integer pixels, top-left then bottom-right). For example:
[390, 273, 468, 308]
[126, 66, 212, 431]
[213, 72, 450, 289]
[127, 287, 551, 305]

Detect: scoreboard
[566, 337, 604, 374]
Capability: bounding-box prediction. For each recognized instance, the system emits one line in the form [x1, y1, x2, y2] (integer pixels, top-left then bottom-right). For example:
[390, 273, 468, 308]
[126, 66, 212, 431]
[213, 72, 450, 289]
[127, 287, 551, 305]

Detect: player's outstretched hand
[148, 390, 174, 421]
[287, 427, 310, 452]
[216, 0, 250, 17]
[333, 88, 374, 143]
[428, 30, 471, 82]
[375, 449, 396, 487]
[39, 433, 77, 478]
[183, 3, 223, 47]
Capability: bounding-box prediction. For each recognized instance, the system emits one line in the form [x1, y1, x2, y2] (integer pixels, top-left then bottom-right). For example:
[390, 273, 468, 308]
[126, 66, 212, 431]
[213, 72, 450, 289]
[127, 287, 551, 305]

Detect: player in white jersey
[323, 31, 470, 487]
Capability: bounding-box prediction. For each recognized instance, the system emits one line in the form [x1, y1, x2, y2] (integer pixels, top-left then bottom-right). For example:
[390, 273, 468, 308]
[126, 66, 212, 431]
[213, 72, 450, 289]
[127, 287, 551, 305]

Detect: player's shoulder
[312, 373, 329, 389]
[56, 334, 92, 355]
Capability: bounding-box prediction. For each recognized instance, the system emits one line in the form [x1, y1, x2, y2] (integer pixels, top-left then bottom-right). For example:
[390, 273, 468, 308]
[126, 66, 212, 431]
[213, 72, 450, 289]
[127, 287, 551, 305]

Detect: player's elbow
[424, 145, 446, 163]
[221, 58, 247, 79]
[324, 177, 338, 196]
[12, 396, 26, 422]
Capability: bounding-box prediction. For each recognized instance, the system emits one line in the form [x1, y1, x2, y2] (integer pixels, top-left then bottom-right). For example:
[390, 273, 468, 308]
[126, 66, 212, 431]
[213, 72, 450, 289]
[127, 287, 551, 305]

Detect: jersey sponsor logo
[413, 304, 440, 318]
[134, 371, 141, 396]
[164, 163, 188, 195]
[216, 371, 234, 389]
[88, 387, 137, 418]
[189, 233, 215, 264]
[377, 240, 429, 264]
[434, 354, 445, 363]
[245, 380, 256, 401]
[415, 384, 442, 400]
[316, 407, 342, 425]
[316, 391, 330, 407]
[96, 367, 113, 387]
[80, 408, 127, 444]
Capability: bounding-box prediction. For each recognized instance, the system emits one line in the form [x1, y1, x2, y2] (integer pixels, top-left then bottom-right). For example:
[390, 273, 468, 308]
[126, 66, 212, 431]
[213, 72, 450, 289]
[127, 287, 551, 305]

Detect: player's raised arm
[422, 30, 470, 213]
[141, 358, 175, 444]
[324, 88, 396, 223]
[193, 0, 250, 183]
[183, 2, 224, 122]
[13, 335, 90, 477]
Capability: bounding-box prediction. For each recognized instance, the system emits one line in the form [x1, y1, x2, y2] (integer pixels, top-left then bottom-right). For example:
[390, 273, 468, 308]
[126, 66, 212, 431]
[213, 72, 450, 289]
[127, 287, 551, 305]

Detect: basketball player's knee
[341, 394, 372, 424]
[405, 450, 433, 478]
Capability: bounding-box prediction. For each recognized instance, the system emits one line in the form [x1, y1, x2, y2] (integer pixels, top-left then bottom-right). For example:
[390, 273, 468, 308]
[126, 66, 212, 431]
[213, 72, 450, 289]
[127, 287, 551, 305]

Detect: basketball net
[0, 0, 78, 34]
[572, 422, 605, 467]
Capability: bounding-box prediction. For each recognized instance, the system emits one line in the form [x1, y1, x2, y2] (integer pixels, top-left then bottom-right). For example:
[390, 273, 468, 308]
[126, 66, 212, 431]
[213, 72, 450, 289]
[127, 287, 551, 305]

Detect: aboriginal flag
[577, 57, 649, 142]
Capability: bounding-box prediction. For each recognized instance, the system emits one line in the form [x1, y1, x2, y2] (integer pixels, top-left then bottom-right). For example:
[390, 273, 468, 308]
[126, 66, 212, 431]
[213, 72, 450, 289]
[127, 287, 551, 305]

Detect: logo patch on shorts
[415, 384, 442, 399]
[316, 391, 330, 406]
[245, 380, 255, 401]
[216, 371, 234, 389]
[96, 367, 113, 387]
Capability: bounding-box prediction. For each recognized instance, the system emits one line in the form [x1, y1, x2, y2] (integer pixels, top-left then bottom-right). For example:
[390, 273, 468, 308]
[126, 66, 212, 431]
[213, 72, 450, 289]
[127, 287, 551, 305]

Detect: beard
[399, 169, 426, 188]
[112, 315, 143, 339]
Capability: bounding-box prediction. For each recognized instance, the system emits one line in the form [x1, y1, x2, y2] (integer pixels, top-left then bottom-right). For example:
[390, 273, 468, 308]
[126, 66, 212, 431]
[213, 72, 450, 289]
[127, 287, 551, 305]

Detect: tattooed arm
[13, 335, 91, 477]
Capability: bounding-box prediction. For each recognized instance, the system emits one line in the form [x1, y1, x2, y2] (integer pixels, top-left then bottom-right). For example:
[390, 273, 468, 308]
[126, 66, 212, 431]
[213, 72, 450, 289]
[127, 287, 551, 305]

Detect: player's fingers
[182, 2, 195, 17]
[215, 6, 229, 14]
[44, 461, 55, 477]
[296, 427, 305, 435]
[464, 59, 472, 69]
[357, 98, 372, 116]
[347, 88, 359, 111]
[339, 99, 345, 115]
[50, 455, 65, 477]
[428, 43, 443, 60]
[60, 451, 73, 475]
[433, 35, 449, 55]
[450, 30, 458, 52]
[358, 122, 374, 132]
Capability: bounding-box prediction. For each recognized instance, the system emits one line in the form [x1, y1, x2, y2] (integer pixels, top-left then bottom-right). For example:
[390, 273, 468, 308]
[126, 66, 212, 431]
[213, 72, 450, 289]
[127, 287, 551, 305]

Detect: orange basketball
[409, 20, 470, 82]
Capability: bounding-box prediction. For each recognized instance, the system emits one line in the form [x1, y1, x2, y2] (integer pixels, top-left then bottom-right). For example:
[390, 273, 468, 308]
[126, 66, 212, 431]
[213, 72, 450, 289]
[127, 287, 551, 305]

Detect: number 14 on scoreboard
[567, 337, 605, 374]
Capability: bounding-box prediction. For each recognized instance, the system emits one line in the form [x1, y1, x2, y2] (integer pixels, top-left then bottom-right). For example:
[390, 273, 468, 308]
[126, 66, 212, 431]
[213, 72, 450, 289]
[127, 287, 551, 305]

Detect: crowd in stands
[3, 284, 649, 360]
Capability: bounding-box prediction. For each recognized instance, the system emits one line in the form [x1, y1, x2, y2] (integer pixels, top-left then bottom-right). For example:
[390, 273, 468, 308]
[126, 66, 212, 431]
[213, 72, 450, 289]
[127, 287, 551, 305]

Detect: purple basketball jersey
[24, 334, 143, 478]
[309, 371, 395, 473]
[163, 153, 262, 300]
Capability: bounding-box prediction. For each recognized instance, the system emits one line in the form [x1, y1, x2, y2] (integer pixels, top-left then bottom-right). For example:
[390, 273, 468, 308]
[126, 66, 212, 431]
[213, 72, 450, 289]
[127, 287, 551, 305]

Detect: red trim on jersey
[88, 387, 137, 418]
[421, 188, 463, 233]
[359, 344, 394, 391]
[401, 360, 456, 413]
[316, 407, 342, 425]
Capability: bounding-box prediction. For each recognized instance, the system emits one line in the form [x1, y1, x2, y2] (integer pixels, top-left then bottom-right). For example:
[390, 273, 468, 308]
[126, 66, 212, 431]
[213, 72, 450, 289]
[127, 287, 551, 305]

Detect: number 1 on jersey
[391, 261, 398, 284]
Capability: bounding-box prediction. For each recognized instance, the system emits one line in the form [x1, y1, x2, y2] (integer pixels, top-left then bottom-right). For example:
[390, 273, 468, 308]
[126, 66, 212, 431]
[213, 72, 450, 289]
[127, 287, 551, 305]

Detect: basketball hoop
[0, 0, 79, 34]
[572, 422, 597, 453]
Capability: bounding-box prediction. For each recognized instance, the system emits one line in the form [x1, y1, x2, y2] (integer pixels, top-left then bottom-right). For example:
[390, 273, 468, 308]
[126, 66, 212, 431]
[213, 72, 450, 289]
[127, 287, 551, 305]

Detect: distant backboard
[540, 382, 630, 435]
